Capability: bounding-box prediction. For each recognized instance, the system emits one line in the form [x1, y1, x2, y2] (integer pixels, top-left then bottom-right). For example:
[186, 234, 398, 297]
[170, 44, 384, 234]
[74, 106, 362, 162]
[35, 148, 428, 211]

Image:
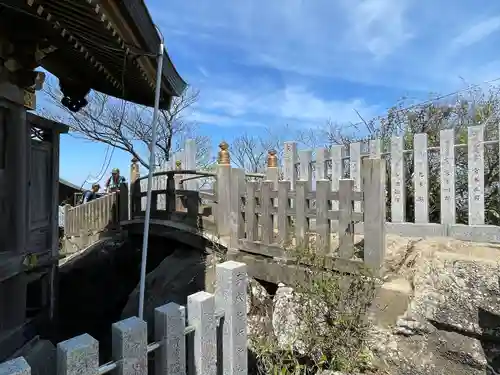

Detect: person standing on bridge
[80, 183, 100, 204]
[105, 168, 126, 193]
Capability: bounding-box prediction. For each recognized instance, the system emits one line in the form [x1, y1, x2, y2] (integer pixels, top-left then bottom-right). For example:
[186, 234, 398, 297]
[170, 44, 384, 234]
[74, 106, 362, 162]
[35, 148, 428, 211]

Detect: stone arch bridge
[61, 139, 389, 285]
[62, 134, 500, 284]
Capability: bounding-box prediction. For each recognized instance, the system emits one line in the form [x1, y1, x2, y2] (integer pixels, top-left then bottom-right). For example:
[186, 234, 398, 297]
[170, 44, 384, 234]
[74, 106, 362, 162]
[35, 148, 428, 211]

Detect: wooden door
[28, 140, 52, 253]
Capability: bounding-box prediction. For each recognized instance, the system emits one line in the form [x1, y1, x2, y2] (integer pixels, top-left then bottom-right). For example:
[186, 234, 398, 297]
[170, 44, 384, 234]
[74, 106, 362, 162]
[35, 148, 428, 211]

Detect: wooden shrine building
[0, 0, 186, 361]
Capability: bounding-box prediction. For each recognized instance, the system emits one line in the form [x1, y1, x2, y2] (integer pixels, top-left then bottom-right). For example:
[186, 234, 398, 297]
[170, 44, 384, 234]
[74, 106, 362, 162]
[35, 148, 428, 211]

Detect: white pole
[138, 28, 164, 320]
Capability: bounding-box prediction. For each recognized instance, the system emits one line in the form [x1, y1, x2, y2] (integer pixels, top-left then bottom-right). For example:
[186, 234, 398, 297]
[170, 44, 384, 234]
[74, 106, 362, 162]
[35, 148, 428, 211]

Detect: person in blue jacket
[80, 183, 100, 204]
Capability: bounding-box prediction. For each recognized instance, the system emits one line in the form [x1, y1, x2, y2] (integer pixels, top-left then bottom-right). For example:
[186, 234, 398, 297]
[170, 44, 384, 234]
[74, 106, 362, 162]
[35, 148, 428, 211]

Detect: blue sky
[37, 0, 500, 187]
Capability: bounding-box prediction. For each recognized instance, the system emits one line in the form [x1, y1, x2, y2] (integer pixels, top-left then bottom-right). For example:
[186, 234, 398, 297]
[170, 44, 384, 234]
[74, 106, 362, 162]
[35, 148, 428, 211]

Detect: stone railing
[126, 141, 387, 274]
[63, 192, 118, 236]
[62, 185, 128, 253]
[0, 261, 248, 375]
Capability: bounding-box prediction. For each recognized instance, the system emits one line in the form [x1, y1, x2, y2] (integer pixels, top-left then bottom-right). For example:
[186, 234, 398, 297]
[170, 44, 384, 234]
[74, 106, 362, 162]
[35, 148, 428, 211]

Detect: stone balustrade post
[216, 141, 231, 236]
[174, 160, 184, 212]
[129, 158, 139, 218]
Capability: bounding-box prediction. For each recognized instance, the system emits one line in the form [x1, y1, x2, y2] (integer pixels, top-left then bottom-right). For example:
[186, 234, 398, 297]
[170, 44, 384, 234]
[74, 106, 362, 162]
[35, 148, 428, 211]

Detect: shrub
[250, 242, 379, 374]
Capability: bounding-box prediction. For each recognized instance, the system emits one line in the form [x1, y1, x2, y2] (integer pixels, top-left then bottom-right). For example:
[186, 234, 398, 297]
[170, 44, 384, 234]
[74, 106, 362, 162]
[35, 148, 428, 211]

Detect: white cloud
[192, 83, 379, 128]
[450, 16, 500, 49]
[152, 0, 500, 92]
[341, 0, 414, 59]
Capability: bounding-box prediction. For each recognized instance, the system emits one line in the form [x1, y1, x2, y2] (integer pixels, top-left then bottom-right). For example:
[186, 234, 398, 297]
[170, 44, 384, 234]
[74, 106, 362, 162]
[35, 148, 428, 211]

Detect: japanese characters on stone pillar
[298, 149, 312, 191]
[390, 136, 405, 223]
[184, 139, 198, 191]
[440, 129, 455, 225]
[468, 125, 484, 225]
[349, 142, 361, 213]
[283, 141, 297, 190]
[368, 139, 381, 158]
[414, 133, 428, 224]
[330, 145, 343, 212]
[315, 148, 328, 180]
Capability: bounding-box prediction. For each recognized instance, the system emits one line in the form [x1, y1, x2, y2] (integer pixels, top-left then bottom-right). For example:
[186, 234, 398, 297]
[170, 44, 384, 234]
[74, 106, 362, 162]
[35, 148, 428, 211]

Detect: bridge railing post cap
[267, 149, 278, 168]
[218, 141, 230, 165]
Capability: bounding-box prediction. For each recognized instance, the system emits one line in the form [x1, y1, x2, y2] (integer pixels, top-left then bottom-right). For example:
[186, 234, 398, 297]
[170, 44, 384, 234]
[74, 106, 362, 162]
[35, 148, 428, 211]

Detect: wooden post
[185, 191, 199, 223]
[283, 141, 297, 190]
[157, 162, 168, 211]
[119, 183, 129, 222]
[295, 180, 309, 248]
[260, 181, 273, 245]
[63, 204, 71, 235]
[229, 168, 245, 249]
[316, 179, 330, 254]
[129, 158, 139, 219]
[245, 182, 258, 242]
[266, 150, 279, 232]
[315, 148, 328, 180]
[166, 173, 175, 217]
[330, 145, 343, 229]
[2, 88, 29, 254]
[265, 150, 279, 185]
[175, 160, 183, 212]
[216, 141, 231, 236]
[298, 149, 312, 191]
[349, 142, 361, 213]
[130, 157, 140, 183]
[277, 181, 291, 246]
[362, 158, 386, 272]
[338, 179, 354, 259]
[184, 139, 198, 191]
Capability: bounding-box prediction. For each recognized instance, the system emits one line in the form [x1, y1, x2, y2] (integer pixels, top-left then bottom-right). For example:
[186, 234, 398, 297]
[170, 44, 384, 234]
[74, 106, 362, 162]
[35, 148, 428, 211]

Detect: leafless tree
[230, 126, 292, 173]
[42, 81, 210, 170]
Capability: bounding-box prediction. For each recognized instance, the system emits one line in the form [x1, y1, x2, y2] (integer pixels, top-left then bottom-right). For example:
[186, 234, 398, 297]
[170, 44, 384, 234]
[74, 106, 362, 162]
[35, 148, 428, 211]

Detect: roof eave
[111, 0, 187, 97]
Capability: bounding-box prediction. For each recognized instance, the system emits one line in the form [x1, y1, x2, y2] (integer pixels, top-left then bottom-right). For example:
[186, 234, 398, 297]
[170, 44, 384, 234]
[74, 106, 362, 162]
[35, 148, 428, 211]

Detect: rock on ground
[120, 249, 211, 338]
[264, 235, 500, 374]
[367, 235, 500, 374]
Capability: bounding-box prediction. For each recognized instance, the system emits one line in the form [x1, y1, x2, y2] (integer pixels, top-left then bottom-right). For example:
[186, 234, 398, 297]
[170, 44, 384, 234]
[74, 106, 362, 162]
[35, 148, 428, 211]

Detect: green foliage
[327, 87, 500, 225]
[250, 243, 379, 374]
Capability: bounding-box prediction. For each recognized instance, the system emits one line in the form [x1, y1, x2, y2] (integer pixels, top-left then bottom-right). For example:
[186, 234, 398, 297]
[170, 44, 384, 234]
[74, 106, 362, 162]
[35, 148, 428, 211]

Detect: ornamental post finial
[218, 141, 230, 165]
[267, 150, 278, 168]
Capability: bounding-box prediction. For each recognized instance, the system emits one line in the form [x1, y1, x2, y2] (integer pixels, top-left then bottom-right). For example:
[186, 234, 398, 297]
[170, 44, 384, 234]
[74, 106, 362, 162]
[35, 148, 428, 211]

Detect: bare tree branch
[230, 126, 291, 173]
[42, 82, 204, 170]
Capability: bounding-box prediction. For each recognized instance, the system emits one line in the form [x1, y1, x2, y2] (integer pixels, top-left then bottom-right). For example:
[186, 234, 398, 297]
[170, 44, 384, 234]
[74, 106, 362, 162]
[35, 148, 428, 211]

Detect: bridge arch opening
[56, 233, 206, 361]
